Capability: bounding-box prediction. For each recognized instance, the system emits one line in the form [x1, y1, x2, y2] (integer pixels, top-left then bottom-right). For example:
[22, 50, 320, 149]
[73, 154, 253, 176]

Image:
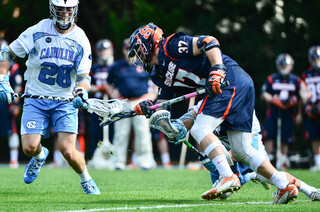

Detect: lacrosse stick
[99, 81, 230, 127]
[149, 110, 208, 161]
[276, 110, 282, 170]
[13, 92, 127, 119]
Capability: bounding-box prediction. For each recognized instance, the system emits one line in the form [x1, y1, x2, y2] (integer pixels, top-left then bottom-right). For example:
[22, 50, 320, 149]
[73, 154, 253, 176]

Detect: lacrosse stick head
[85, 98, 126, 118]
[149, 110, 180, 138]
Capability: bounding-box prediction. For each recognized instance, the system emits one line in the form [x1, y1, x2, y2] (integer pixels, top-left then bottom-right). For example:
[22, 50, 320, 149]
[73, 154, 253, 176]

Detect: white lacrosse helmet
[49, 0, 79, 30]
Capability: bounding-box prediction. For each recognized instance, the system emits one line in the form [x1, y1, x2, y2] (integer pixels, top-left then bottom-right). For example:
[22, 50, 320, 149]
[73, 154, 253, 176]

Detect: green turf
[0, 167, 319, 211]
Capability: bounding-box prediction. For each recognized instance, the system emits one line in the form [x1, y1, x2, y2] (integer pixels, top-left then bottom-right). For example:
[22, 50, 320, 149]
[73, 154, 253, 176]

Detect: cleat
[310, 165, 320, 172]
[81, 179, 101, 195]
[9, 161, 19, 169]
[219, 192, 233, 200]
[24, 147, 49, 184]
[308, 189, 320, 201]
[201, 174, 241, 200]
[272, 180, 299, 204]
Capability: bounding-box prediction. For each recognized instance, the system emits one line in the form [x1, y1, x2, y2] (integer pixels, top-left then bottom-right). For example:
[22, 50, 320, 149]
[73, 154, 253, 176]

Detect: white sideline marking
[60, 200, 309, 212]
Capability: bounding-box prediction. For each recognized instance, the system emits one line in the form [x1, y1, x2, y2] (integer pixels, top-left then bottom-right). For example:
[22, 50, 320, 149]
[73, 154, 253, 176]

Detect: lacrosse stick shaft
[13, 93, 74, 102]
[182, 140, 207, 161]
[276, 111, 282, 169]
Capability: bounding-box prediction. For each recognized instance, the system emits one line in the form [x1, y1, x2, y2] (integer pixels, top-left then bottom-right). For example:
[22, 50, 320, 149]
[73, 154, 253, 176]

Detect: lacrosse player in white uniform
[0, 0, 100, 194]
[159, 101, 320, 201]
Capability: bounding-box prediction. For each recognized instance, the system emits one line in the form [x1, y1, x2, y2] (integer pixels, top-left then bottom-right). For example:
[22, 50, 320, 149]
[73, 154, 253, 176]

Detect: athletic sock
[79, 169, 92, 182]
[314, 154, 320, 166]
[10, 149, 19, 162]
[212, 155, 233, 177]
[299, 180, 314, 197]
[35, 147, 46, 160]
[161, 153, 170, 165]
[270, 171, 288, 189]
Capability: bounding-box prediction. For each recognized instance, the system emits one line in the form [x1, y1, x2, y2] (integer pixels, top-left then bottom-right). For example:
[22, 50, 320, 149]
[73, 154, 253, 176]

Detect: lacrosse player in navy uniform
[261, 54, 309, 169]
[0, 39, 23, 169]
[128, 22, 298, 203]
[88, 39, 114, 157]
[302, 46, 320, 171]
[0, 0, 100, 194]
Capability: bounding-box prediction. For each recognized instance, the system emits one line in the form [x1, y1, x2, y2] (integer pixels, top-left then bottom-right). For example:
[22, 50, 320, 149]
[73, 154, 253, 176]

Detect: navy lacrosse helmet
[276, 53, 294, 76]
[128, 23, 164, 73]
[308, 46, 320, 70]
[95, 39, 114, 66]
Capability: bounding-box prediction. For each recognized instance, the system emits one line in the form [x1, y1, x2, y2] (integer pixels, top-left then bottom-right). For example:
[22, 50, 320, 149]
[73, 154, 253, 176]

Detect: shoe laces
[82, 181, 96, 192]
[28, 158, 44, 175]
[309, 189, 320, 201]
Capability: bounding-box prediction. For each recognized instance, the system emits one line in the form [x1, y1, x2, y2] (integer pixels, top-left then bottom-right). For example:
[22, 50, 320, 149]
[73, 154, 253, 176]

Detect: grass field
[0, 166, 319, 211]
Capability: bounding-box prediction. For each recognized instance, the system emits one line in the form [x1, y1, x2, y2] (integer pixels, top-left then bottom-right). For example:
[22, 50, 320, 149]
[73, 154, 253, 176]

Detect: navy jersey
[107, 59, 150, 99]
[302, 67, 320, 104]
[151, 32, 238, 100]
[262, 72, 302, 116]
[90, 62, 109, 99]
[151, 32, 254, 132]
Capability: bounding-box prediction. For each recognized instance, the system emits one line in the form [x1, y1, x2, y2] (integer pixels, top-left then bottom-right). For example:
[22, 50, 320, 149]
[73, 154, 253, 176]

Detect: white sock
[131, 152, 137, 165]
[270, 171, 288, 189]
[35, 147, 46, 160]
[54, 150, 63, 166]
[10, 149, 19, 162]
[161, 153, 170, 164]
[314, 154, 320, 166]
[212, 155, 233, 177]
[79, 169, 92, 182]
[248, 172, 257, 180]
[299, 180, 314, 197]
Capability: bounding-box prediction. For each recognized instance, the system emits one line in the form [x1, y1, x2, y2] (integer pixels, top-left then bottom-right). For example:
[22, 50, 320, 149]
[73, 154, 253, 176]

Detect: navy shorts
[262, 108, 295, 144]
[200, 66, 255, 132]
[304, 116, 320, 141]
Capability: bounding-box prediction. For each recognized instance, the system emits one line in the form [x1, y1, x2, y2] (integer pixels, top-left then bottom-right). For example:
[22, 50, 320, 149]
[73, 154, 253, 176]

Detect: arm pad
[197, 36, 220, 53]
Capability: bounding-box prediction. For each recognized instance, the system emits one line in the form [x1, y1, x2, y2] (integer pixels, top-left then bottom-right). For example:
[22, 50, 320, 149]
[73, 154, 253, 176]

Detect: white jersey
[9, 19, 92, 98]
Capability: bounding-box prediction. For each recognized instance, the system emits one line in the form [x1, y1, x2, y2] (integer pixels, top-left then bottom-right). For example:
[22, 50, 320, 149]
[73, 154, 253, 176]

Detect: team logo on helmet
[128, 23, 163, 73]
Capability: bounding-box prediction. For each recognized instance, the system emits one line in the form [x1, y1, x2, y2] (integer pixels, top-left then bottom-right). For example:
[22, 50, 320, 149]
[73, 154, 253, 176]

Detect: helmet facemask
[308, 46, 320, 71]
[96, 39, 114, 66]
[49, 0, 79, 31]
[276, 54, 294, 77]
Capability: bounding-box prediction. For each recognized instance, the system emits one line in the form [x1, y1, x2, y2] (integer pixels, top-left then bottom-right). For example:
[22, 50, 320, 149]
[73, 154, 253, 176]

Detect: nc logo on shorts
[26, 121, 37, 129]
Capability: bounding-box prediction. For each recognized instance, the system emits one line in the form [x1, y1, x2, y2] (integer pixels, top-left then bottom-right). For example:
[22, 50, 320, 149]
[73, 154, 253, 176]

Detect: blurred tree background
[1, 0, 319, 161]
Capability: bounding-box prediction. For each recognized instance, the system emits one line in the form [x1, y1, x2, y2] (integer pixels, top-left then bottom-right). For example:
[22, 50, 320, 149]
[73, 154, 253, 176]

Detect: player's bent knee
[191, 113, 223, 144]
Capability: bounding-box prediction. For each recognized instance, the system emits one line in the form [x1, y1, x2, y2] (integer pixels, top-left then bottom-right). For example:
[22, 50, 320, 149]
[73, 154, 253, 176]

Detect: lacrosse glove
[0, 74, 14, 104]
[305, 103, 320, 119]
[73, 87, 88, 109]
[271, 94, 285, 109]
[172, 119, 188, 143]
[134, 100, 154, 118]
[205, 64, 226, 96]
[199, 156, 217, 172]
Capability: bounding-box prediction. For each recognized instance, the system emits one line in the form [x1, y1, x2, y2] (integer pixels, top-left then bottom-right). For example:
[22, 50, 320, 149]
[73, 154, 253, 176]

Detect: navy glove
[73, 87, 88, 109]
[199, 156, 217, 172]
[134, 100, 155, 118]
[172, 119, 188, 143]
[0, 74, 14, 104]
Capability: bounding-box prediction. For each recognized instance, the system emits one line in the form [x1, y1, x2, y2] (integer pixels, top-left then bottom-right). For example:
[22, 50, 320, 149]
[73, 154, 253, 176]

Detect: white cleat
[201, 174, 241, 200]
[272, 180, 299, 204]
[309, 189, 320, 201]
